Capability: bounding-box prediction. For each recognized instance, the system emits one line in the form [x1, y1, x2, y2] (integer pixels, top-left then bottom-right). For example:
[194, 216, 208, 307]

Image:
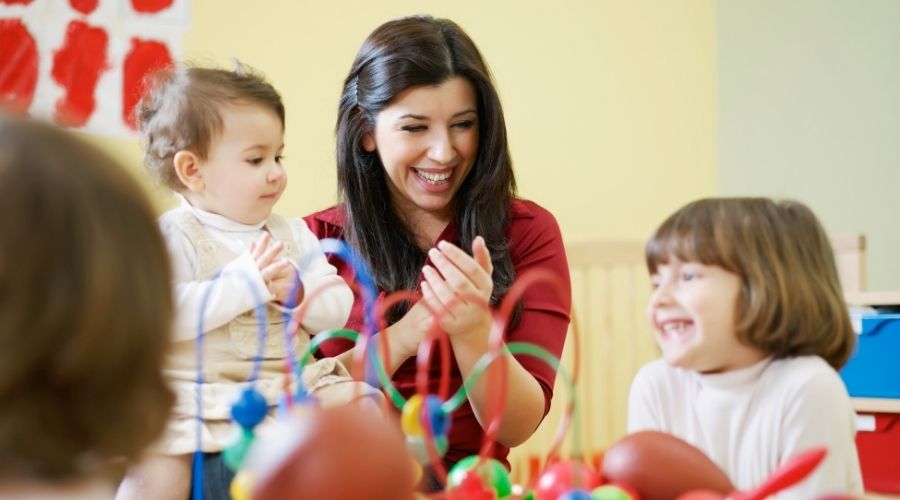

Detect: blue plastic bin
[840, 314, 900, 398]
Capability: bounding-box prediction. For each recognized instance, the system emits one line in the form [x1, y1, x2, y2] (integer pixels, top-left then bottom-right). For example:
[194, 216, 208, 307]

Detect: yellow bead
[230, 469, 254, 500]
[411, 458, 423, 485]
[401, 394, 426, 436]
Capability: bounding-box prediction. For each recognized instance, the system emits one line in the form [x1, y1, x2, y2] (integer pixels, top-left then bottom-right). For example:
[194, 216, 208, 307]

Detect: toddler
[119, 64, 379, 499]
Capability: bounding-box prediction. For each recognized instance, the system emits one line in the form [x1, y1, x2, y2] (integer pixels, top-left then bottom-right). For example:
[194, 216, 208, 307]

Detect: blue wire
[318, 238, 377, 336]
[281, 259, 308, 398]
[190, 238, 377, 499]
[317, 238, 380, 385]
[191, 269, 268, 500]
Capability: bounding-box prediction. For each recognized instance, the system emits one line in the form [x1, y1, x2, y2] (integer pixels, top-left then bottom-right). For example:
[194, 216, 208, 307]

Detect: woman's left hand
[420, 236, 494, 339]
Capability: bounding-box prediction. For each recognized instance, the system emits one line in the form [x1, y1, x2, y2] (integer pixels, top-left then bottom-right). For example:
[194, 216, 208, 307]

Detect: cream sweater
[628, 356, 863, 498]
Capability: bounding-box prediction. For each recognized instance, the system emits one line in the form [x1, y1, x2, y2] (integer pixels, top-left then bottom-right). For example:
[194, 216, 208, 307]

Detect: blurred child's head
[138, 63, 286, 224]
[0, 117, 174, 482]
[645, 197, 854, 373]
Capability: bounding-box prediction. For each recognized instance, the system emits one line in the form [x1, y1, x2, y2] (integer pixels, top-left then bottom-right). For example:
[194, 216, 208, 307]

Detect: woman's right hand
[339, 295, 437, 377]
[420, 237, 494, 342]
[385, 299, 435, 361]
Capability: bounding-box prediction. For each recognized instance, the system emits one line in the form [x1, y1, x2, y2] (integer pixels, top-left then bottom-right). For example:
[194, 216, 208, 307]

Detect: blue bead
[425, 394, 450, 436]
[559, 489, 594, 500]
[231, 387, 268, 429]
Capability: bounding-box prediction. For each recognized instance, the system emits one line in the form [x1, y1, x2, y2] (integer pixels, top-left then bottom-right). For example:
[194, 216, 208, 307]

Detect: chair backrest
[829, 234, 866, 294]
[565, 240, 646, 268]
[508, 239, 653, 483]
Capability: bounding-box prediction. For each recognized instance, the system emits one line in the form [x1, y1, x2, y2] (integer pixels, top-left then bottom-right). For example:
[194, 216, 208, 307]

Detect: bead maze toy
[187, 238, 831, 499]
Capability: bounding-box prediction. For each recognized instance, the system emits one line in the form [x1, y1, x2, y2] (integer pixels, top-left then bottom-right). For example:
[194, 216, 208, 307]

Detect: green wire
[296, 332, 579, 457]
[441, 342, 579, 457]
[295, 329, 406, 408]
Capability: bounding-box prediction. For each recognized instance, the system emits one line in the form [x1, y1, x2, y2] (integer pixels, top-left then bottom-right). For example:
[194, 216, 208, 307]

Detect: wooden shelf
[853, 398, 900, 413]
[845, 291, 900, 306]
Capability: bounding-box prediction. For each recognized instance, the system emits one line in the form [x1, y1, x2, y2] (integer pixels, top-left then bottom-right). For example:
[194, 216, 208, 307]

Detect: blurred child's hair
[136, 62, 285, 191]
[0, 117, 174, 480]
[645, 197, 855, 369]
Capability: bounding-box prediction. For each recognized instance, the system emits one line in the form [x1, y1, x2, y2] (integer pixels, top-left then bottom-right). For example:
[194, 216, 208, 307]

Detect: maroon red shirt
[303, 198, 571, 468]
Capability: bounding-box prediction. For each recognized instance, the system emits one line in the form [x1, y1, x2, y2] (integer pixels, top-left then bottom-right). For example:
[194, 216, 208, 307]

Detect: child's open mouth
[660, 320, 695, 341]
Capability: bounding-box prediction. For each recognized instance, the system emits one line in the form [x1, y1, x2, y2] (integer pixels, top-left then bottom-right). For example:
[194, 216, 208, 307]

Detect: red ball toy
[249, 404, 416, 500]
[535, 459, 603, 500]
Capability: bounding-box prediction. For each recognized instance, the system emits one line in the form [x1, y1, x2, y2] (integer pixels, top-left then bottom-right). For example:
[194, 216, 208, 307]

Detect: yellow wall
[98, 0, 716, 244]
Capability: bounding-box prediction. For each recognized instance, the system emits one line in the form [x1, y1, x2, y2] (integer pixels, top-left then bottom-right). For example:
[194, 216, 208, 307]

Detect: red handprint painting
[0, 0, 187, 136]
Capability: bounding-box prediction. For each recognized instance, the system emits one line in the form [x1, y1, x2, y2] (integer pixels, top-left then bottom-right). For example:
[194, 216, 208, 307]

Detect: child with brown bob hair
[0, 116, 174, 498]
[628, 197, 863, 498]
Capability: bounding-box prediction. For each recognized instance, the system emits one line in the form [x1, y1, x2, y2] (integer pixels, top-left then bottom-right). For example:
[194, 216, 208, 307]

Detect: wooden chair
[508, 239, 654, 483]
[830, 234, 867, 295]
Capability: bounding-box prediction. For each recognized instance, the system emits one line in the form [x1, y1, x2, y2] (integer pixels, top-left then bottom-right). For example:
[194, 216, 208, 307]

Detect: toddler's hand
[249, 232, 284, 269]
[249, 232, 300, 305]
[262, 259, 301, 306]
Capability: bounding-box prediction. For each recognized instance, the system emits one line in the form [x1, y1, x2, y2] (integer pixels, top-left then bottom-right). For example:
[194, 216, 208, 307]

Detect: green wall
[718, 0, 900, 291]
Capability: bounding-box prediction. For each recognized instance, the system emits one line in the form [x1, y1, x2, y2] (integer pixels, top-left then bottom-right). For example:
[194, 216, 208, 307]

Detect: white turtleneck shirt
[628, 355, 863, 498]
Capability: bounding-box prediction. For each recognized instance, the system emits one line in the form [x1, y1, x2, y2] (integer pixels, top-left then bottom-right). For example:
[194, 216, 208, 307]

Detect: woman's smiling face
[364, 76, 479, 223]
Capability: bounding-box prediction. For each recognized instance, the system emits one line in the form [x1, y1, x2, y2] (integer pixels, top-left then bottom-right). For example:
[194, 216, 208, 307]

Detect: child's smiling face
[647, 259, 765, 374]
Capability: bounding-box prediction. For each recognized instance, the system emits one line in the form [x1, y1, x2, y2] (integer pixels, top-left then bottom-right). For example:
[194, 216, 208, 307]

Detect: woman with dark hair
[305, 15, 572, 483]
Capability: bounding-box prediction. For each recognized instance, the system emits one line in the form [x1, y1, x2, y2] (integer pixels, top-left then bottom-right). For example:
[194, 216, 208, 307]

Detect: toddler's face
[647, 259, 764, 373]
[192, 103, 286, 225]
